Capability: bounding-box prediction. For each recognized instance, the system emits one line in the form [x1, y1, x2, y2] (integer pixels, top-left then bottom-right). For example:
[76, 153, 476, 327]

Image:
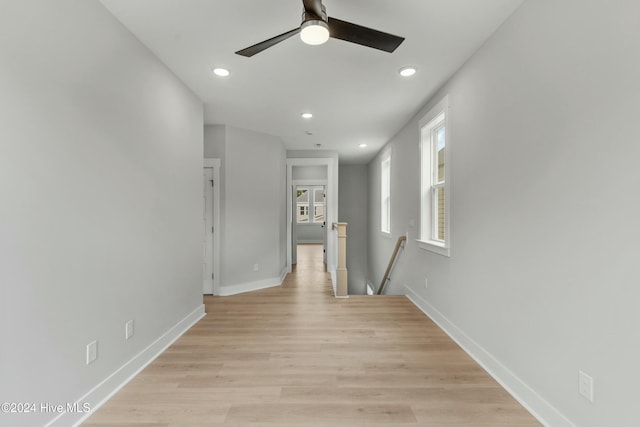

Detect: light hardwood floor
[84, 244, 541, 426]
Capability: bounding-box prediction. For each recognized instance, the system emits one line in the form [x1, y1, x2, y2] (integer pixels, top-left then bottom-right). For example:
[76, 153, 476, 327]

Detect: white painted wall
[295, 224, 324, 244]
[367, 1, 640, 426]
[0, 1, 204, 426]
[339, 165, 368, 295]
[204, 125, 226, 159]
[287, 150, 339, 161]
[204, 125, 287, 294]
[292, 165, 327, 180]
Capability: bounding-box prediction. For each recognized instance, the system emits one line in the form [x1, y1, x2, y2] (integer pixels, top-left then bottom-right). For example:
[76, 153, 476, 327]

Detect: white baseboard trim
[404, 285, 575, 427]
[328, 268, 348, 298]
[46, 304, 206, 427]
[329, 268, 337, 296]
[366, 280, 375, 295]
[218, 267, 288, 296]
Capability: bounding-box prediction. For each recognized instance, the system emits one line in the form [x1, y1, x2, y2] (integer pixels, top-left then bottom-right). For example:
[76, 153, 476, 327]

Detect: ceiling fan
[235, 0, 405, 57]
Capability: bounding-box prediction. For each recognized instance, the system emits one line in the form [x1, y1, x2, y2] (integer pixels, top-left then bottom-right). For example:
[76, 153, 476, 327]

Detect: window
[313, 188, 325, 223]
[419, 95, 450, 256]
[297, 186, 325, 224]
[296, 188, 310, 223]
[298, 205, 309, 222]
[381, 151, 391, 234]
[314, 205, 324, 222]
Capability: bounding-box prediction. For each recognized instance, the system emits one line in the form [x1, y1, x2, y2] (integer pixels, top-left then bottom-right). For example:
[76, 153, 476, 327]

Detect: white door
[291, 185, 297, 265]
[322, 187, 327, 264]
[203, 168, 214, 294]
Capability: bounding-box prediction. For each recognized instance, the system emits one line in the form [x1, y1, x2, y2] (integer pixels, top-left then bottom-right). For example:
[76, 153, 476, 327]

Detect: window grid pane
[431, 121, 445, 242]
[314, 204, 324, 222]
[381, 157, 391, 233]
[313, 188, 325, 223]
[296, 188, 309, 223]
[434, 186, 445, 241]
[436, 125, 445, 184]
[420, 102, 448, 248]
[297, 205, 309, 223]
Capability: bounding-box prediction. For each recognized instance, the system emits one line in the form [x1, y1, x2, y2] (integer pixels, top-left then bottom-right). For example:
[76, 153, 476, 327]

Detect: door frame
[292, 180, 328, 265]
[286, 157, 337, 276]
[204, 158, 221, 294]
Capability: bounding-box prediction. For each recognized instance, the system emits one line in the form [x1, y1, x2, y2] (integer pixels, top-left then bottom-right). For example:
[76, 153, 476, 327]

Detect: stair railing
[377, 235, 407, 295]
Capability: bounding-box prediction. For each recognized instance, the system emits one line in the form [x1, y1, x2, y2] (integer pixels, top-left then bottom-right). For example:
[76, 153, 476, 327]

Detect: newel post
[332, 222, 348, 298]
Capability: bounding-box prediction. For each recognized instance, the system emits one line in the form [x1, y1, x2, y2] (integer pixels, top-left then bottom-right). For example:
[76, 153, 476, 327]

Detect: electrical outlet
[125, 320, 134, 340]
[86, 340, 97, 365]
[425, 278, 428, 289]
[254, 263, 259, 271]
[579, 370, 594, 402]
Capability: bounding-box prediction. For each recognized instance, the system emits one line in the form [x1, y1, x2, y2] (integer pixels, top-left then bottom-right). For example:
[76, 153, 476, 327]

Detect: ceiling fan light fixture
[300, 20, 330, 45]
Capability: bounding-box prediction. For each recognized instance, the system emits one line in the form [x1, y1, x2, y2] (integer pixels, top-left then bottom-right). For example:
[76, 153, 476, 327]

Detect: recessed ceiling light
[301, 112, 313, 119]
[359, 143, 368, 148]
[212, 67, 230, 77]
[399, 66, 417, 77]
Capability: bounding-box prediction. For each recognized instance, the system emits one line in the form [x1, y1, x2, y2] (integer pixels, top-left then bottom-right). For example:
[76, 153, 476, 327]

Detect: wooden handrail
[377, 235, 407, 295]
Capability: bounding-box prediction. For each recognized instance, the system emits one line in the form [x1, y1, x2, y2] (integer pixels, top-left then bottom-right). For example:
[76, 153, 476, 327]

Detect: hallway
[84, 244, 539, 426]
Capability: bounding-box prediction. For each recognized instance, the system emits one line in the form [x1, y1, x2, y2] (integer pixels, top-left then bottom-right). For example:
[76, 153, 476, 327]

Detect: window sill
[417, 239, 450, 257]
[381, 231, 392, 239]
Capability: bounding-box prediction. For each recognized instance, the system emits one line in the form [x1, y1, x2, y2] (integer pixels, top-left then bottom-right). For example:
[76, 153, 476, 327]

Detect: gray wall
[367, 1, 640, 426]
[339, 165, 368, 295]
[0, 1, 204, 426]
[204, 125, 287, 290]
[287, 149, 339, 161]
[204, 125, 225, 159]
[292, 165, 327, 180]
[296, 224, 324, 244]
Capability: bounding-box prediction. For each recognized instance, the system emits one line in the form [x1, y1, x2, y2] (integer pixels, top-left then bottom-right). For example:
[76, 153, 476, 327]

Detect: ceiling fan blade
[235, 27, 301, 57]
[302, 0, 324, 19]
[327, 17, 404, 53]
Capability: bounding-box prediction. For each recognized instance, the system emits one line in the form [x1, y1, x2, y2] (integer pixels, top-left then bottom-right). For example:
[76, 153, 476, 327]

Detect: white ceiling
[100, 0, 523, 163]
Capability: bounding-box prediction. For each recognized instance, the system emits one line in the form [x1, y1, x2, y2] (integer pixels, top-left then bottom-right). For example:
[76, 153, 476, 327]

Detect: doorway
[203, 159, 220, 294]
[286, 157, 337, 276]
[293, 185, 326, 266]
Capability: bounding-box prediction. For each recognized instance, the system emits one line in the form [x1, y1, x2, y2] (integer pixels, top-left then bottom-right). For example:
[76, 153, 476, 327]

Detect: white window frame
[418, 95, 450, 256]
[299, 205, 309, 218]
[296, 185, 325, 224]
[380, 150, 391, 235]
[296, 186, 310, 224]
[312, 187, 325, 224]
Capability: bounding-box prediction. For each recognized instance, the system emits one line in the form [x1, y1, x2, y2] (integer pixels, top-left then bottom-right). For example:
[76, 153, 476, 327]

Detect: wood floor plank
[83, 244, 540, 427]
[224, 403, 418, 424]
